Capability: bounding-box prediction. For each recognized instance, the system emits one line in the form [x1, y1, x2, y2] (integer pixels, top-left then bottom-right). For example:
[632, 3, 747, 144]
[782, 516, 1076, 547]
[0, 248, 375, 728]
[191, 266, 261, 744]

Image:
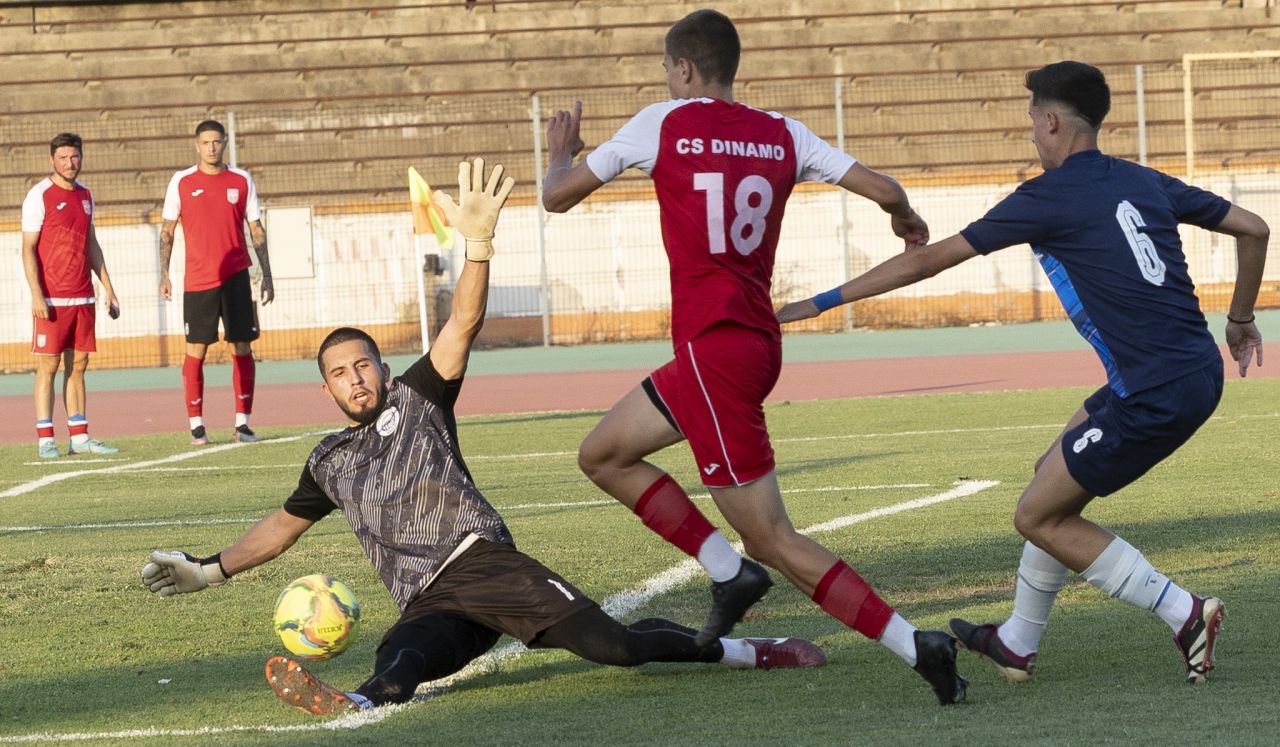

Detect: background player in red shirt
[160, 120, 275, 446]
[21, 132, 120, 459]
[542, 10, 964, 704]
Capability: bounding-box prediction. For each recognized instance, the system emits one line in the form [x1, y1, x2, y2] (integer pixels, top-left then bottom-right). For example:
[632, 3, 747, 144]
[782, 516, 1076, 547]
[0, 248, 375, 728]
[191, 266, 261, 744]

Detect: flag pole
[414, 232, 430, 354]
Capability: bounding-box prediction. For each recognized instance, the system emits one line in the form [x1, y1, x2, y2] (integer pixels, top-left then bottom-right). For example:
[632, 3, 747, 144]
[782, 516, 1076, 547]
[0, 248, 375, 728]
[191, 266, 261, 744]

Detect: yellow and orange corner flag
[408, 166, 453, 249]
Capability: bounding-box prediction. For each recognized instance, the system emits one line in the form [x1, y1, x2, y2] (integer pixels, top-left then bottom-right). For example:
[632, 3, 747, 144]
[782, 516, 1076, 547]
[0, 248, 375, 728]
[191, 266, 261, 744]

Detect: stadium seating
[2, 0, 1276, 213]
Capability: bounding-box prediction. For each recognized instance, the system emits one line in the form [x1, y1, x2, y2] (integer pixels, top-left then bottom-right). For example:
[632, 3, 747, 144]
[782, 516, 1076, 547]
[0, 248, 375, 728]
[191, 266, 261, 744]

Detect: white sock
[70, 433, 90, 445]
[998, 541, 1068, 657]
[235, 412, 250, 428]
[189, 416, 204, 431]
[697, 532, 742, 583]
[879, 613, 918, 667]
[344, 691, 373, 710]
[38, 436, 55, 447]
[1153, 582, 1195, 632]
[1081, 537, 1171, 613]
[718, 637, 755, 668]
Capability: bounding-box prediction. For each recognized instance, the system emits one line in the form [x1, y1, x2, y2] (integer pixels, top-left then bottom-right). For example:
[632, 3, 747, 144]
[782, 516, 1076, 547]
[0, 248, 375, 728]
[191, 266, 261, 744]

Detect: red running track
[0, 347, 1269, 444]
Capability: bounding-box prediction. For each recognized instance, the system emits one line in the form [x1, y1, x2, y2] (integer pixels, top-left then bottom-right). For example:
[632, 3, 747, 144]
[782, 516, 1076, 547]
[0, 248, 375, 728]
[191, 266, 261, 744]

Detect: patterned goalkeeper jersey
[284, 355, 512, 610]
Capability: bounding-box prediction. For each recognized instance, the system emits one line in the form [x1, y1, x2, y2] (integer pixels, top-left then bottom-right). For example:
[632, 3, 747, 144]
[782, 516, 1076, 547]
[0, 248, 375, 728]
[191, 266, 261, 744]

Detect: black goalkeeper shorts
[391, 539, 597, 647]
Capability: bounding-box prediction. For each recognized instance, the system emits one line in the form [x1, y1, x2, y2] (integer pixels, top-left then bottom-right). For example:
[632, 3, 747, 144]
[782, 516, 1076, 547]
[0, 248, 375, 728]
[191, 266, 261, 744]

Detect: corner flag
[408, 166, 453, 249]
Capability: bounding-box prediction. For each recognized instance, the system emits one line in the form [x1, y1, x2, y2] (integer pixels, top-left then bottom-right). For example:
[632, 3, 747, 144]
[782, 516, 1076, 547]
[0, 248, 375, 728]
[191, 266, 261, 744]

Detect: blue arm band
[813, 288, 844, 312]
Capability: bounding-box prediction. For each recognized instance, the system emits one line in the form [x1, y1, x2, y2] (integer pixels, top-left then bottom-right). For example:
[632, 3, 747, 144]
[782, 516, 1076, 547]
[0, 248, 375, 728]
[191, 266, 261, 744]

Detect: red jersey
[587, 99, 855, 347]
[162, 165, 261, 292]
[22, 178, 96, 301]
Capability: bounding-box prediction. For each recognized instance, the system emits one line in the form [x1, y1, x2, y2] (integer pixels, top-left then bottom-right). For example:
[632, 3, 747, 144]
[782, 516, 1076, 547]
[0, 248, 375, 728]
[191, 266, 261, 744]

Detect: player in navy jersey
[778, 61, 1268, 685]
[140, 160, 827, 717]
[544, 9, 966, 705]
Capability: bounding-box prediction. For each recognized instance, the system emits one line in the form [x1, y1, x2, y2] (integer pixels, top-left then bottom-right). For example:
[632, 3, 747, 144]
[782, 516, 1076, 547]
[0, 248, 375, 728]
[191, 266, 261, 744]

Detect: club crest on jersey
[226, 188, 240, 203]
[81, 200, 92, 215]
[376, 406, 401, 436]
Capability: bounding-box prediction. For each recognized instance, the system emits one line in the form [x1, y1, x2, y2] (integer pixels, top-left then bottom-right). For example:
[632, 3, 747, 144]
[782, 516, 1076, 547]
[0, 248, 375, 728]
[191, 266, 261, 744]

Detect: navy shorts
[1061, 362, 1223, 497]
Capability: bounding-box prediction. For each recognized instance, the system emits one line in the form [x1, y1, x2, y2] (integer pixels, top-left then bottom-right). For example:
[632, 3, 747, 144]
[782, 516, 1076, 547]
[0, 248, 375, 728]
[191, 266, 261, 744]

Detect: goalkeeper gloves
[432, 157, 516, 262]
[141, 550, 229, 597]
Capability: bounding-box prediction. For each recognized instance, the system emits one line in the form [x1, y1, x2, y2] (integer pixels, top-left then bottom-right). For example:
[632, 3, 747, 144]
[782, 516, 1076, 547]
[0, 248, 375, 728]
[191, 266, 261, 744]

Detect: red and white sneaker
[265, 655, 360, 716]
[1175, 596, 1224, 684]
[742, 637, 827, 669]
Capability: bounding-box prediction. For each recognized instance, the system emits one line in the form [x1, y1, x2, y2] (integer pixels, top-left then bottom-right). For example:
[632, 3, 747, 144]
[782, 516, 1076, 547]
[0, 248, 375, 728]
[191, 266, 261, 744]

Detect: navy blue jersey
[960, 150, 1230, 396]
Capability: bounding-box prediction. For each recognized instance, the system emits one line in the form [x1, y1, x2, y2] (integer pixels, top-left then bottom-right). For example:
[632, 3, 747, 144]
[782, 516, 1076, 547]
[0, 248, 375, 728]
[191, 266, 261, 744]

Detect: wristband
[813, 288, 844, 312]
[203, 552, 231, 584]
[465, 238, 495, 262]
[1227, 314, 1255, 324]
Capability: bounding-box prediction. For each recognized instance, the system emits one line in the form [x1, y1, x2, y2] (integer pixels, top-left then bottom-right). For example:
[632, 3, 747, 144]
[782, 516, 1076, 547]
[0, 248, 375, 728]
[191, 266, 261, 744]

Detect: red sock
[35, 420, 55, 440]
[812, 561, 895, 640]
[183, 355, 205, 418]
[632, 474, 717, 558]
[232, 354, 255, 414]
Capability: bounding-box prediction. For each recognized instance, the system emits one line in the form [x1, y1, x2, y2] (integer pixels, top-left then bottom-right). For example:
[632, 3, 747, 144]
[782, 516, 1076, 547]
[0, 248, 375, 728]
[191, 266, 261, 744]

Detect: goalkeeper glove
[141, 550, 229, 597]
[432, 157, 516, 262]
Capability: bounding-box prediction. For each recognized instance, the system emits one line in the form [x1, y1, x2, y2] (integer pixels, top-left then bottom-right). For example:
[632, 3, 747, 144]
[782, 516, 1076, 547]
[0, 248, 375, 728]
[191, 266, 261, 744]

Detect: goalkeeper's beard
[340, 385, 388, 427]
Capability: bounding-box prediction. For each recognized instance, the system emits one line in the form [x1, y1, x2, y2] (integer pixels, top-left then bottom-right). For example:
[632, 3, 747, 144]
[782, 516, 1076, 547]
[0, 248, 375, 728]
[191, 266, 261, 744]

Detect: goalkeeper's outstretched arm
[142, 508, 315, 597]
[429, 158, 515, 380]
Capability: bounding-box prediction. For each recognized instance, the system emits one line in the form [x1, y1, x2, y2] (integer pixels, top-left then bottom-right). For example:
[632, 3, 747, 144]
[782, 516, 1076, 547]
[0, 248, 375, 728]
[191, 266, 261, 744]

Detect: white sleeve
[161, 173, 182, 221]
[786, 117, 857, 184]
[243, 172, 261, 222]
[585, 101, 682, 181]
[20, 185, 45, 234]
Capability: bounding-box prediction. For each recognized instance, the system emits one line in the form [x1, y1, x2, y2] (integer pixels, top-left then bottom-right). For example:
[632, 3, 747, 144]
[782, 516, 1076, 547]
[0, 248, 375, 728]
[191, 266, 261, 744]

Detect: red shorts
[647, 324, 782, 488]
[32, 303, 96, 355]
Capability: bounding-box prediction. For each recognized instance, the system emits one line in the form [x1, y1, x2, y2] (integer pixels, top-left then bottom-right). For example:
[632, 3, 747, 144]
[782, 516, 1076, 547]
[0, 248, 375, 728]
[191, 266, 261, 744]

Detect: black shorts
[183, 269, 259, 345]
[389, 539, 597, 648]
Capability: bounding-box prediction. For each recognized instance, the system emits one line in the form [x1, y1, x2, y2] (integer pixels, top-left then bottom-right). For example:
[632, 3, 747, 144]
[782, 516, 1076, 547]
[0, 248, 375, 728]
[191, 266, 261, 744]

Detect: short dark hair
[665, 9, 740, 86]
[317, 327, 382, 375]
[195, 119, 226, 138]
[1025, 61, 1110, 129]
[50, 132, 82, 156]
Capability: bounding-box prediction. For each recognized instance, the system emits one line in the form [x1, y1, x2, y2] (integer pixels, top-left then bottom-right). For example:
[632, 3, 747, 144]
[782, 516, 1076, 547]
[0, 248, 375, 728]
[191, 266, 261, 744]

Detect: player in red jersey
[21, 132, 120, 459]
[542, 10, 964, 704]
[160, 120, 275, 446]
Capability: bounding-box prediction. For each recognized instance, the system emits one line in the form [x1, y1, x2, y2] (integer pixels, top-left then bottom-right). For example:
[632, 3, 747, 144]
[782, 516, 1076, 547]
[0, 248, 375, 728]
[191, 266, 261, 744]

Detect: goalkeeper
[141, 159, 825, 716]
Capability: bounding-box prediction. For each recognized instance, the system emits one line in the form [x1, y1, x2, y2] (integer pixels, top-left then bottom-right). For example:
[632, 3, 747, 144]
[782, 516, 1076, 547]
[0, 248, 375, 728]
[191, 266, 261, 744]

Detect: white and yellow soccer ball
[273, 574, 361, 661]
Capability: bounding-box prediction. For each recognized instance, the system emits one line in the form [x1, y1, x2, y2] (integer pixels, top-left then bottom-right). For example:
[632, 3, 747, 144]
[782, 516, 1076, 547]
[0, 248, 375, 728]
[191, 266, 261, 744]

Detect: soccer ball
[273, 574, 361, 661]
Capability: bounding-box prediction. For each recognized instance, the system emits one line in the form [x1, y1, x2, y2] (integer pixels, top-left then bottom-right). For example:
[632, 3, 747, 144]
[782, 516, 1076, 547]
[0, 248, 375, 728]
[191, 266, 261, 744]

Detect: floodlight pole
[532, 93, 551, 347]
[835, 75, 852, 332]
[1135, 65, 1147, 166]
[227, 111, 238, 167]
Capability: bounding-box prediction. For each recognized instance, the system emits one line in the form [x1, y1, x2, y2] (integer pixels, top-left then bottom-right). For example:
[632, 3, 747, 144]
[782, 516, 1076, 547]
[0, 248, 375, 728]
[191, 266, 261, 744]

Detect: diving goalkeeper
[140, 159, 825, 716]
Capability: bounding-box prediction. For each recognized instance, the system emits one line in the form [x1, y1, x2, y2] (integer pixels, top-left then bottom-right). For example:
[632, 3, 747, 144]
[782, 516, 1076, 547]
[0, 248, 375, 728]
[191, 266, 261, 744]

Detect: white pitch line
[1, 517, 265, 534]
[20, 458, 128, 466]
[462, 423, 1070, 462]
[0, 484, 936, 535]
[0, 432, 329, 500]
[0, 480, 997, 743]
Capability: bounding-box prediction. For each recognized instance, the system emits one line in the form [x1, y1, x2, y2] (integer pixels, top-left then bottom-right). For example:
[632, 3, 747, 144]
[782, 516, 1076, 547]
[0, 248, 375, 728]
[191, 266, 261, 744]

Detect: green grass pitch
[1, 379, 1277, 745]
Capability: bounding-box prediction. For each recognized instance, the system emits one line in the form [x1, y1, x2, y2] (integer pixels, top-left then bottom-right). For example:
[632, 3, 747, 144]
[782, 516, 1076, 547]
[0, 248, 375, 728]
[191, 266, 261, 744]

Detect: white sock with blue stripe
[1082, 537, 1192, 631]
